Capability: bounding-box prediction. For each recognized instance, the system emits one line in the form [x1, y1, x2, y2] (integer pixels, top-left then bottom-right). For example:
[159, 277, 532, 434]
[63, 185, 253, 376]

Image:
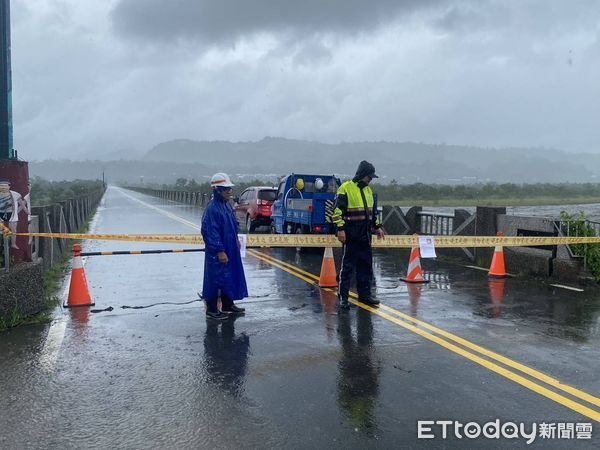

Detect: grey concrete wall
[472, 207, 506, 265]
[381, 206, 412, 234]
[497, 213, 586, 281]
[0, 260, 44, 323]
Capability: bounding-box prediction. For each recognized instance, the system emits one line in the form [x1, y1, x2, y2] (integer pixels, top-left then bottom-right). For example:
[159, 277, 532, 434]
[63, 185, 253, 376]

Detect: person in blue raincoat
[201, 172, 248, 320]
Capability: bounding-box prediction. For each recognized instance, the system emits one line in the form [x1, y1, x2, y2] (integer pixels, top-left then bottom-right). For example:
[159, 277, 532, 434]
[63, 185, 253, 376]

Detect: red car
[234, 186, 277, 232]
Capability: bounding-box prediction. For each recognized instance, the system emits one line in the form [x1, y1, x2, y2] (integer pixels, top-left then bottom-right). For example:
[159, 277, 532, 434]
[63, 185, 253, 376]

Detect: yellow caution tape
[17, 232, 204, 244]
[248, 234, 600, 248]
[0, 222, 11, 236]
[383, 235, 599, 249]
[14, 232, 600, 248]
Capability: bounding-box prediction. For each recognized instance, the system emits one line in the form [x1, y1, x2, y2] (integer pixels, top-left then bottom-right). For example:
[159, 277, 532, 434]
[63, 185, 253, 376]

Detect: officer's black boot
[361, 297, 380, 306]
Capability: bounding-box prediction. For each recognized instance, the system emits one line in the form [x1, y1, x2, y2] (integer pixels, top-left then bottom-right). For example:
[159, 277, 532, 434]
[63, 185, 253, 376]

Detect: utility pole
[0, 0, 13, 159]
[0, 0, 31, 262]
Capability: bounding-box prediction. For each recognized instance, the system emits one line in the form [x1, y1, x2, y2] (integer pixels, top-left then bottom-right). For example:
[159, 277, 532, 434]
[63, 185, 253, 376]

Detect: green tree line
[153, 178, 276, 198]
[376, 181, 600, 201]
[31, 177, 105, 207]
[151, 178, 600, 202]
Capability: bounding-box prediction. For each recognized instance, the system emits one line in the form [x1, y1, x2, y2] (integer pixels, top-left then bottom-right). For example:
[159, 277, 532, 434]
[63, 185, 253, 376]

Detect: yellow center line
[359, 302, 600, 422]
[250, 252, 320, 285]
[116, 189, 600, 422]
[250, 252, 600, 408]
[249, 248, 600, 417]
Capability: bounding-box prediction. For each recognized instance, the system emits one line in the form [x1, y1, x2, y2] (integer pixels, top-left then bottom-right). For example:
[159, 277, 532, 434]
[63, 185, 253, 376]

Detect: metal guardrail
[556, 219, 600, 271]
[417, 211, 454, 236]
[556, 219, 600, 252]
[2, 234, 8, 272]
[557, 219, 600, 238]
[30, 215, 39, 261]
[0, 216, 40, 272]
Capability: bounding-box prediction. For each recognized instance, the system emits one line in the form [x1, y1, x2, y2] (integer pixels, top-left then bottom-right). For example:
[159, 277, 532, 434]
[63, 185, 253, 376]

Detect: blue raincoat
[201, 192, 248, 301]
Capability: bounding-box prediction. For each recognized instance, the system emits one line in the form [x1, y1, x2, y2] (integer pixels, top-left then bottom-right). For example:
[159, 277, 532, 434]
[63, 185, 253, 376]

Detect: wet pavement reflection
[337, 309, 380, 434]
[203, 315, 250, 397]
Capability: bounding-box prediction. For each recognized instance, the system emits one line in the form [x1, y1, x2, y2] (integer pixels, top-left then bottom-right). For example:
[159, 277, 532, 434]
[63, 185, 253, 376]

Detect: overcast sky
[10, 0, 600, 160]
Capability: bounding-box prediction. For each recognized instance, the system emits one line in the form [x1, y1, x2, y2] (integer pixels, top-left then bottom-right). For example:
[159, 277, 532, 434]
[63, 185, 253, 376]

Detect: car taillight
[313, 226, 321, 233]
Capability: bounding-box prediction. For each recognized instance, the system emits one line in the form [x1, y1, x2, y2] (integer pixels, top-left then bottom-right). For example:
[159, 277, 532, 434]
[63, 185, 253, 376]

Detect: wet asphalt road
[1, 186, 600, 449]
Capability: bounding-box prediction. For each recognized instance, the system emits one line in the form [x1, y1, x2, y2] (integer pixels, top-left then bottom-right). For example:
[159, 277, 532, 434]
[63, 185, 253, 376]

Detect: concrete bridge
[131, 186, 590, 282]
[0, 186, 599, 448]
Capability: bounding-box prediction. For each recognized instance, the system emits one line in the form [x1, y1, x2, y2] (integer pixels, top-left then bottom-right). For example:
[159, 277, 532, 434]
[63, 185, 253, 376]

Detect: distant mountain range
[30, 137, 600, 184]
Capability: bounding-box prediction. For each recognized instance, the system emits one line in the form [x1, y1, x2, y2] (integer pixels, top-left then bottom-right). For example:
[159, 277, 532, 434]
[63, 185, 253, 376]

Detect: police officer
[332, 161, 385, 309]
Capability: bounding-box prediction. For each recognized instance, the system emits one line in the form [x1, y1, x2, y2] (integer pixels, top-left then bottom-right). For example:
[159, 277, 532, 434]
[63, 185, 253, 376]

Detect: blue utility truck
[271, 174, 341, 234]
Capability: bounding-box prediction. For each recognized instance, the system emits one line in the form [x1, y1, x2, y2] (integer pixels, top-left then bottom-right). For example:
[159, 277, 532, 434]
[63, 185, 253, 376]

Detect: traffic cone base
[65, 244, 94, 307]
[400, 246, 429, 284]
[400, 277, 431, 284]
[319, 247, 338, 288]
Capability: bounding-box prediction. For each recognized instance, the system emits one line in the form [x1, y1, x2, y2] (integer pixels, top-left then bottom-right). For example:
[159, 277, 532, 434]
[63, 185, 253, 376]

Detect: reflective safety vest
[332, 180, 380, 242]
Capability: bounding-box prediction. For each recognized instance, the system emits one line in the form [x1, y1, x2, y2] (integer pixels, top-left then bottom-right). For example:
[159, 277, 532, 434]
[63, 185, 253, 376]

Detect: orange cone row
[65, 233, 508, 308]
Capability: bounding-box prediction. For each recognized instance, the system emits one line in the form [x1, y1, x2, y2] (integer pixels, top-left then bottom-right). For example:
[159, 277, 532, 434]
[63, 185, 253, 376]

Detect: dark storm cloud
[12, 0, 600, 160]
[433, 0, 600, 37]
[111, 0, 444, 43]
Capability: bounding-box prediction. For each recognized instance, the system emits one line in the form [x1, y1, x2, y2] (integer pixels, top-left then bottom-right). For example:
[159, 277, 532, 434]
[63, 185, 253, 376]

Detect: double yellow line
[115, 188, 600, 422]
[248, 248, 600, 422]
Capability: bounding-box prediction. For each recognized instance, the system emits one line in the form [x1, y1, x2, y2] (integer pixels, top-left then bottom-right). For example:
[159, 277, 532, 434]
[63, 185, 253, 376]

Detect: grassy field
[379, 196, 600, 207]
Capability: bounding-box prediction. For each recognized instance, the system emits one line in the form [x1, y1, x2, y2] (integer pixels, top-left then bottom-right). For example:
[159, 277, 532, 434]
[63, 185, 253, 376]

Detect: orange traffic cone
[400, 246, 429, 283]
[65, 244, 94, 307]
[488, 232, 507, 278]
[319, 247, 338, 288]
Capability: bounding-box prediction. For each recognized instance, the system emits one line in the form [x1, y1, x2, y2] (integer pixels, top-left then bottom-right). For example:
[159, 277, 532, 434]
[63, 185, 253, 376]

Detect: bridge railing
[417, 211, 454, 236]
[30, 215, 40, 261]
[557, 219, 600, 238]
[555, 219, 600, 266]
[29, 188, 105, 272]
[124, 187, 210, 207]
[1, 234, 7, 272]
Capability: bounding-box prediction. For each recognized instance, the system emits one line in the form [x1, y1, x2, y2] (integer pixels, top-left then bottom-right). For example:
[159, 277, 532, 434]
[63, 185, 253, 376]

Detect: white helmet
[210, 172, 235, 188]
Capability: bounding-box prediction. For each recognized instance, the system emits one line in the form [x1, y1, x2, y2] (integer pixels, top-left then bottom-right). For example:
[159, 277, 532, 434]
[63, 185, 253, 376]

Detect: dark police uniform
[332, 161, 382, 307]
